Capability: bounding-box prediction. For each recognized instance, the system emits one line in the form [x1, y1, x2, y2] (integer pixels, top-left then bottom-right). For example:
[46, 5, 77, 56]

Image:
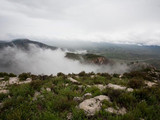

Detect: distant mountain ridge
[0, 39, 57, 50]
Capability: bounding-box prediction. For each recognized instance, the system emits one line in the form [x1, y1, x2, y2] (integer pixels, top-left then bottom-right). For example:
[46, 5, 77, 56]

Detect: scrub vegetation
[0, 68, 160, 120]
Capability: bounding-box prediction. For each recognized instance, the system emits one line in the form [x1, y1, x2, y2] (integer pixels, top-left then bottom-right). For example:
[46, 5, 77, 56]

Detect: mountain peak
[0, 39, 57, 50]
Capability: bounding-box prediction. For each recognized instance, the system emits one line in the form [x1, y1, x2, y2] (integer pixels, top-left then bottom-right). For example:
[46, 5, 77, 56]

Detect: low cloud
[0, 44, 130, 75]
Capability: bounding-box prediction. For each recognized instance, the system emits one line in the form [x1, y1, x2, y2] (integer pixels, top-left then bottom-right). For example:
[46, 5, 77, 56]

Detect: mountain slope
[65, 52, 112, 65]
[0, 39, 57, 50]
[0, 68, 160, 119]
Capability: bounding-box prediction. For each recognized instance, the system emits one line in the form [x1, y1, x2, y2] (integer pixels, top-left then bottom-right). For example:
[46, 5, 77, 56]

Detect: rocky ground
[0, 68, 160, 120]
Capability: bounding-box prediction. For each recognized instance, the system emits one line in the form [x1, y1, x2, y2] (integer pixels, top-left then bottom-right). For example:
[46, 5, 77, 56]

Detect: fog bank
[0, 44, 130, 75]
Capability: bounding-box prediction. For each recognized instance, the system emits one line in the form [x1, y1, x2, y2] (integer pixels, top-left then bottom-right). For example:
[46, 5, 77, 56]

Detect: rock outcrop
[91, 57, 110, 65]
[105, 107, 127, 115]
[145, 81, 157, 87]
[107, 83, 133, 92]
[9, 77, 19, 84]
[79, 95, 110, 116]
[94, 95, 110, 102]
[68, 77, 80, 84]
[83, 93, 92, 98]
[94, 84, 107, 91]
[0, 89, 9, 94]
[79, 98, 101, 116]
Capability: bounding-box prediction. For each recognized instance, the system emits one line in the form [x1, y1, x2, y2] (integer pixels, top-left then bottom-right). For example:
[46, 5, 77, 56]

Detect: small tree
[9, 73, 17, 77]
[19, 73, 31, 81]
[78, 71, 86, 77]
[128, 78, 145, 89]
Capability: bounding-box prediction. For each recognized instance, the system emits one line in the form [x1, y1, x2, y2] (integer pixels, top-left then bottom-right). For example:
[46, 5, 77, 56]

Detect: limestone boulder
[79, 98, 101, 116]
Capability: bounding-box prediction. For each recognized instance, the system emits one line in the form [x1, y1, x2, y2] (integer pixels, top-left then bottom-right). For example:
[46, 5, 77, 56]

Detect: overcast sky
[0, 0, 160, 45]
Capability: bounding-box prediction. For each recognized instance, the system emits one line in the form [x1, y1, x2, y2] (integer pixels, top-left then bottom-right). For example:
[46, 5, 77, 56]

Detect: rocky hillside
[0, 68, 160, 120]
[65, 53, 112, 65]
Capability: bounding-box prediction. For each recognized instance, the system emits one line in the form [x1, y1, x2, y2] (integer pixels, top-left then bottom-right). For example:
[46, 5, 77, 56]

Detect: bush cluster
[0, 72, 17, 77]
[19, 72, 31, 81]
[128, 78, 145, 89]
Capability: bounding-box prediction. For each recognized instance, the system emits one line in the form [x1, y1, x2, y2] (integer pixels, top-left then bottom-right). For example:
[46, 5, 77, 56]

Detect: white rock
[94, 84, 107, 91]
[68, 77, 80, 84]
[65, 83, 69, 86]
[118, 107, 127, 115]
[126, 88, 134, 92]
[0, 81, 8, 87]
[86, 85, 91, 88]
[107, 83, 133, 92]
[19, 78, 32, 84]
[145, 81, 156, 87]
[33, 91, 41, 101]
[67, 112, 72, 120]
[9, 77, 19, 84]
[105, 107, 118, 114]
[0, 89, 9, 94]
[8, 95, 11, 99]
[46, 88, 51, 92]
[91, 75, 95, 78]
[94, 95, 110, 102]
[119, 74, 123, 78]
[79, 95, 110, 116]
[73, 97, 83, 102]
[105, 107, 126, 115]
[78, 85, 83, 88]
[26, 78, 32, 81]
[83, 93, 92, 97]
[79, 98, 101, 116]
[75, 76, 79, 79]
[107, 83, 126, 90]
[140, 118, 145, 120]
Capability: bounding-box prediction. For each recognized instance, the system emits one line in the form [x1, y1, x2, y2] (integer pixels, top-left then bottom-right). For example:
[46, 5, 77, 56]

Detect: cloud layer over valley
[0, 44, 129, 75]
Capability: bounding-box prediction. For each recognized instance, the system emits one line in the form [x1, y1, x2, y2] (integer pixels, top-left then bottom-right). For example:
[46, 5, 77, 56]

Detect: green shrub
[78, 71, 86, 77]
[123, 70, 153, 81]
[58, 87, 76, 100]
[113, 73, 120, 78]
[100, 73, 112, 80]
[107, 89, 124, 102]
[30, 80, 43, 91]
[85, 87, 101, 96]
[84, 76, 108, 84]
[0, 93, 8, 102]
[128, 78, 145, 89]
[57, 72, 65, 77]
[4, 76, 9, 81]
[0, 72, 8, 77]
[118, 93, 137, 109]
[9, 73, 17, 77]
[37, 111, 62, 120]
[45, 95, 76, 112]
[19, 73, 31, 81]
[10, 84, 34, 98]
[123, 71, 147, 79]
[31, 74, 39, 80]
[134, 86, 160, 105]
[72, 107, 86, 120]
[3, 102, 36, 120]
[0, 72, 16, 77]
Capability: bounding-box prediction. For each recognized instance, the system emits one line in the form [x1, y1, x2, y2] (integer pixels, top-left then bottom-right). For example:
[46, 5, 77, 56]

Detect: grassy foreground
[0, 68, 160, 120]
